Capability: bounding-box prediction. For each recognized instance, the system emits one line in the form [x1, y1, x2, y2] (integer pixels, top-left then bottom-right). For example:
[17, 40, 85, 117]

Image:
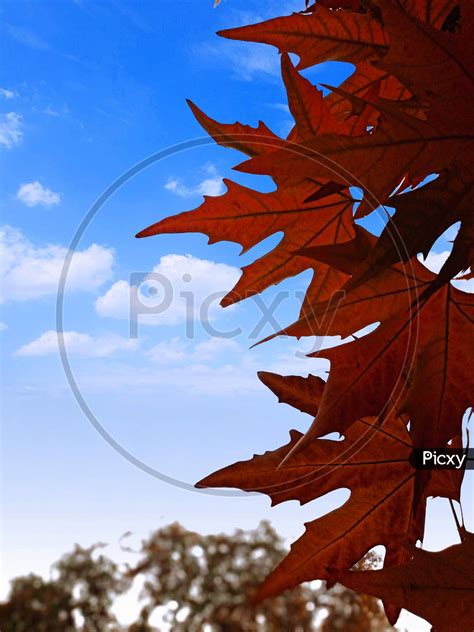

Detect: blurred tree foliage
[0, 543, 127, 631]
[0, 522, 394, 631]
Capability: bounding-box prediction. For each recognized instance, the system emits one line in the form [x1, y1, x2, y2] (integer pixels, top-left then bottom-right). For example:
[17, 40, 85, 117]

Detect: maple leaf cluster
[138, 1, 474, 629]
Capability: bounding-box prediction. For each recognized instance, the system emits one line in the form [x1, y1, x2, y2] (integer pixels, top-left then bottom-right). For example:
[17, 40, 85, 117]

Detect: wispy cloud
[42, 104, 69, 117]
[75, 357, 262, 397]
[164, 163, 225, 199]
[418, 251, 473, 293]
[73, 0, 152, 34]
[16, 330, 138, 357]
[16, 181, 61, 207]
[195, 1, 301, 82]
[5, 24, 50, 50]
[0, 88, 15, 100]
[66, 334, 329, 397]
[194, 337, 241, 360]
[267, 103, 290, 113]
[0, 112, 23, 148]
[146, 336, 241, 364]
[195, 41, 280, 82]
[145, 336, 189, 364]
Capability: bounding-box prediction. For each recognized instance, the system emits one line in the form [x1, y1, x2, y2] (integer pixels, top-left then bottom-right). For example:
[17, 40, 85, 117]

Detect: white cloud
[146, 336, 188, 364]
[16, 181, 61, 207]
[455, 276, 474, 292]
[194, 337, 241, 360]
[268, 103, 290, 113]
[0, 112, 22, 148]
[164, 163, 225, 198]
[16, 330, 138, 358]
[418, 251, 473, 293]
[42, 104, 70, 117]
[95, 279, 131, 319]
[0, 88, 15, 99]
[146, 336, 241, 364]
[43, 106, 60, 117]
[72, 335, 329, 397]
[165, 176, 224, 198]
[415, 221, 472, 292]
[418, 251, 449, 274]
[76, 357, 262, 396]
[95, 253, 240, 326]
[0, 322, 7, 331]
[1, 226, 115, 302]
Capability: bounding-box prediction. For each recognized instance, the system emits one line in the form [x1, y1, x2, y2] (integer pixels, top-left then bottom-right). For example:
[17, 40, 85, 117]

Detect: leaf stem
[449, 499, 465, 542]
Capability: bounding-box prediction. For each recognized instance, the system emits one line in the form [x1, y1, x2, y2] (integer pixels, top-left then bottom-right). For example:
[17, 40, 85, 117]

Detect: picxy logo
[410, 449, 473, 470]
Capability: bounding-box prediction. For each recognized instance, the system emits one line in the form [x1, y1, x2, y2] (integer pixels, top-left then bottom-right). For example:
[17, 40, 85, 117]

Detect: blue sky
[0, 1, 472, 628]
